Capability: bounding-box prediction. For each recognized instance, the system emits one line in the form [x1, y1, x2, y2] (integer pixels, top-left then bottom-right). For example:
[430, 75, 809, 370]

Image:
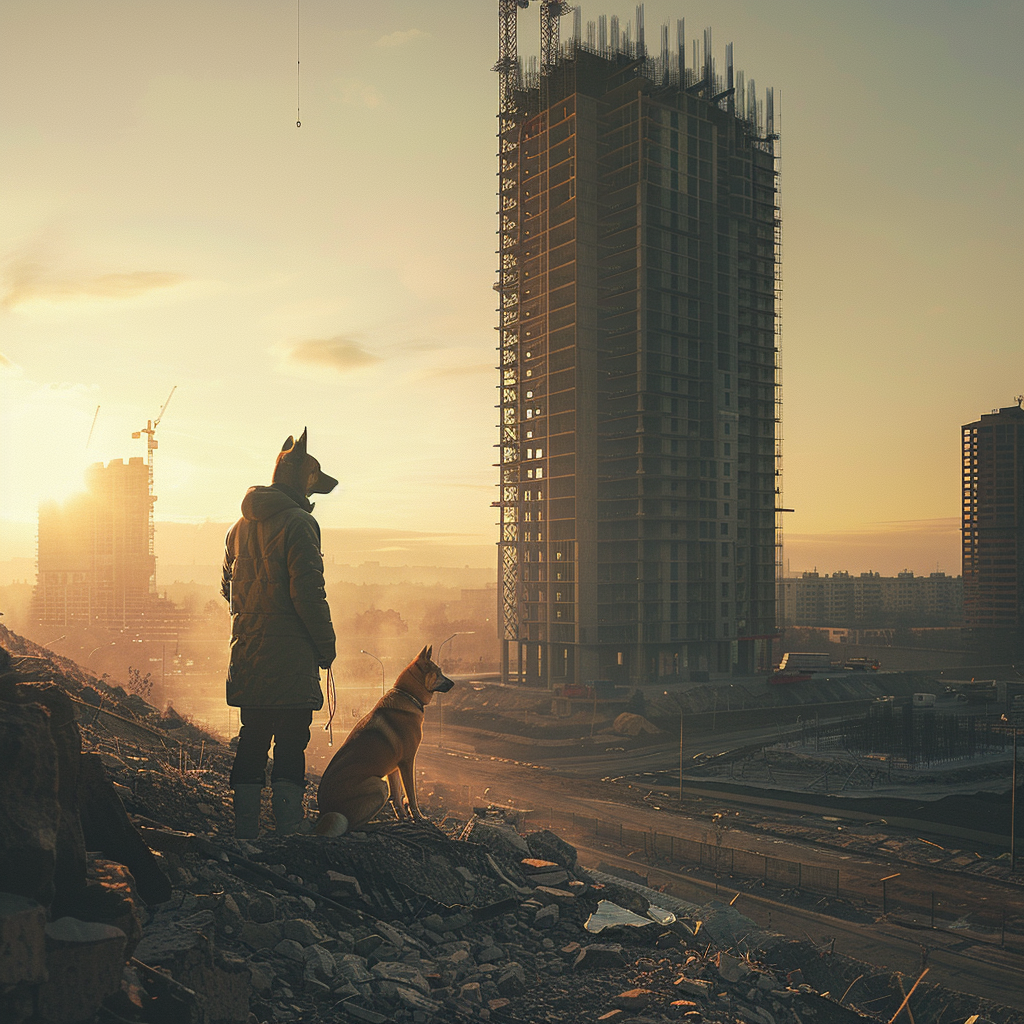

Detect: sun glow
[0, 378, 98, 521]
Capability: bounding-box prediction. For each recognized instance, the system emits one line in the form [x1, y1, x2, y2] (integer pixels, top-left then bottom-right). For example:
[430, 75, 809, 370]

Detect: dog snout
[432, 674, 455, 693]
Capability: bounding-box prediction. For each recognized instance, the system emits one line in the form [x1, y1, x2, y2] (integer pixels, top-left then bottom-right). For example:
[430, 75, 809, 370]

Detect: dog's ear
[417, 645, 429, 663]
[295, 428, 308, 457]
[281, 435, 294, 453]
[425, 644, 433, 661]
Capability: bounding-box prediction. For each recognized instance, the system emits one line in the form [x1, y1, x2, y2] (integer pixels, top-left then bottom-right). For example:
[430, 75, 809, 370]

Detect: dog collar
[392, 688, 424, 712]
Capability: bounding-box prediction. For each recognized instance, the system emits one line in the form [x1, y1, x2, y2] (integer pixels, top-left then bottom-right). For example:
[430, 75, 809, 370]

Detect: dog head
[397, 644, 455, 705]
[273, 428, 338, 497]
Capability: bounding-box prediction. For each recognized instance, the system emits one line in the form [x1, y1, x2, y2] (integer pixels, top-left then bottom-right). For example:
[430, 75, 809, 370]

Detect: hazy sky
[1, 1, 1020, 574]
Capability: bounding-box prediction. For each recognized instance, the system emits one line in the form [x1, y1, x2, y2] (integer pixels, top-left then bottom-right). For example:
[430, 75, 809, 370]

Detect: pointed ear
[295, 428, 308, 456]
[426, 645, 433, 660]
[417, 645, 429, 662]
[281, 435, 294, 453]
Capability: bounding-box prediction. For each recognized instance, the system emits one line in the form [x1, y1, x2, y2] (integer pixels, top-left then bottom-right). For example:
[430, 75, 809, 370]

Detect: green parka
[221, 485, 336, 708]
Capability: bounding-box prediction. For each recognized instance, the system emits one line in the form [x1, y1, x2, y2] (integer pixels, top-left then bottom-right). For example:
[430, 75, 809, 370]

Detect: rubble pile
[1, 627, 1022, 1023]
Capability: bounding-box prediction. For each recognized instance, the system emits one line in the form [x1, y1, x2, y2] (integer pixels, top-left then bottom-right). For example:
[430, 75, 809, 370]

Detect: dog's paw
[315, 811, 349, 837]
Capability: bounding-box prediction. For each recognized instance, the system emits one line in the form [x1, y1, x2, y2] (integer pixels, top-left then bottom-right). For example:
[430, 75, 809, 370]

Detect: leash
[324, 666, 337, 746]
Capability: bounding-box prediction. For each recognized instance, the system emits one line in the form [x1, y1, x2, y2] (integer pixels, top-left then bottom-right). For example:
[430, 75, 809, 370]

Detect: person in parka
[222, 429, 337, 837]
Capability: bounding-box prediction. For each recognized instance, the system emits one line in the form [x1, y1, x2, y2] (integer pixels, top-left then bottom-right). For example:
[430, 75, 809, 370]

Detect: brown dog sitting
[316, 645, 454, 836]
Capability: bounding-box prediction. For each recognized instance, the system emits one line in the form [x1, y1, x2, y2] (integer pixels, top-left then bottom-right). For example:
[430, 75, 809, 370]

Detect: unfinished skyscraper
[34, 457, 155, 628]
[962, 401, 1024, 656]
[496, 3, 782, 687]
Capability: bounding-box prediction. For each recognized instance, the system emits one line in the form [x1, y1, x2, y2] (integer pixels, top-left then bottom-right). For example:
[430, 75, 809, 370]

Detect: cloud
[284, 336, 381, 373]
[1, 250, 186, 310]
[374, 29, 429, 48]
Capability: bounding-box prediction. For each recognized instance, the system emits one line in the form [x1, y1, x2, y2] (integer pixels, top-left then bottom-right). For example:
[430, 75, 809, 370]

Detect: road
[416, 743, 1024, 1010]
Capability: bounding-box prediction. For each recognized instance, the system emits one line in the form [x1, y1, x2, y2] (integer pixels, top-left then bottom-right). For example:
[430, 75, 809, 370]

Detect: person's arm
[221, 525, 236, 604]
[287, 517, 336, 667]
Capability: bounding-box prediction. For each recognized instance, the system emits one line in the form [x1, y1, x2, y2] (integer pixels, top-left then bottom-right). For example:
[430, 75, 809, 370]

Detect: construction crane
[132, 386, 176, 578]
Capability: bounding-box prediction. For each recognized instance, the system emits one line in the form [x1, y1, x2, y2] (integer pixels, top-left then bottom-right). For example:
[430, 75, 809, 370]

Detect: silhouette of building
[961, 402, 1024, 655]
[34, 457, 156, 628]
[495, 5, 781, 687]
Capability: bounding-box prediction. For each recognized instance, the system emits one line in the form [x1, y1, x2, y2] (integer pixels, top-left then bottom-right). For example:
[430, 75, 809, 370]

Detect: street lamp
[361, 649, 385, 696]
[435, 633, 474, 751]
[87, 641, 116, 663]
[437, 631, 475, 666]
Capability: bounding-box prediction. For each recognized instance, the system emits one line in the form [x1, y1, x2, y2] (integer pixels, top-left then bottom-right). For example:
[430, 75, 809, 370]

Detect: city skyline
[1, 1, 1020, 577]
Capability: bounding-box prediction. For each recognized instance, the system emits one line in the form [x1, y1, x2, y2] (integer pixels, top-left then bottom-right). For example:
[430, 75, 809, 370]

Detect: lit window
[526, 390, 534, 399]
[536, 468, 544, 479]
[536, 448, 543, 458]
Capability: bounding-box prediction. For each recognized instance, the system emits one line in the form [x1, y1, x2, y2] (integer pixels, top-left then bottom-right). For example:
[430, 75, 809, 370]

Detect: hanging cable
[296, 0, 301, 127]
[323, 666, 337, 745]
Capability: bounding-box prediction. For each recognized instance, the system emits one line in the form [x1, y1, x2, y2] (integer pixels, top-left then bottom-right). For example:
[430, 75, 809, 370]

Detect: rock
[530, 869, 569, 887]
[459, 981, 483, 1004]
[353, 933, 384, 958]
[239, 921, 282, 950]
[717, 951, 750, 983]
[302, 944, 337, 982]
[248, 961, 275, 995]
[467, 819, 530, 860]
[613, 988, 653, 1010]
[371, 961, 431, 995]
[245, 893, 277, 924]
[393, 984, 441, 1012]
[337, 953, 374, 985]
[77, 754, 171, 907]
[0, 700, 62, 908]
[374, 919, 407, 949]
[525, 829, 578, 871]
[341, 1002, 389, 1023]
[496, 963, 525, 995]
[421, 913, 445, 934]
[573, 944, 626, 970]
[281, 918, 323, 945]
[37, 917, 127, 1024]
[0, 893, 46, 985]
[476, 943, 506, 964]
[534, 885, 577, 902]
[274, 938, 305, 962]
[673, 976, 712, 997]
[325, 870, 363, 898]
[534, 904, 559, 930]
[136, 916, 250, 1021]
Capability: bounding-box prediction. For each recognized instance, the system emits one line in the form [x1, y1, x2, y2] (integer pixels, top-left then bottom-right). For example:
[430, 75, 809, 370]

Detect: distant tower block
[35, 457, 155, 628]
[494, 3, 782, 688]
[962, 402, 1024, 657]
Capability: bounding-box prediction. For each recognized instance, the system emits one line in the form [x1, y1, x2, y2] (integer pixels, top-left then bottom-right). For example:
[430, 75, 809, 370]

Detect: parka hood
[240, 485, 312, 522]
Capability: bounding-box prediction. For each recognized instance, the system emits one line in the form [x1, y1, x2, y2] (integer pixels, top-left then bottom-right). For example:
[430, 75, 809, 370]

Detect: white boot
[315, 811, 348, 837]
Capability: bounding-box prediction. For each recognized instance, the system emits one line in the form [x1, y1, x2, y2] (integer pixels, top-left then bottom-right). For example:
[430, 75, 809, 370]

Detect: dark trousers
[229, 707, 313, 788]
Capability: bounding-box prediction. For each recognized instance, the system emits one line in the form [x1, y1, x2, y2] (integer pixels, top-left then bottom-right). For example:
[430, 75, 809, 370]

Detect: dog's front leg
[386, 768, 411, 819]
[398, 757, 426, 821]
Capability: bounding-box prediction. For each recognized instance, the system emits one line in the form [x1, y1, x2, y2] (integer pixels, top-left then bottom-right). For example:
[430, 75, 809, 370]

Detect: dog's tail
[315, 811, 348, 837]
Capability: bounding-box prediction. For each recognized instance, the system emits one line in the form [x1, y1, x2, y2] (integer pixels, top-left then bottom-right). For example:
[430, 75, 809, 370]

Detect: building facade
[962, 402, 1024, 654]
[782, 570, 962, 629]
[34, 457, 155, 628]
[496, 7, 781, 687]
